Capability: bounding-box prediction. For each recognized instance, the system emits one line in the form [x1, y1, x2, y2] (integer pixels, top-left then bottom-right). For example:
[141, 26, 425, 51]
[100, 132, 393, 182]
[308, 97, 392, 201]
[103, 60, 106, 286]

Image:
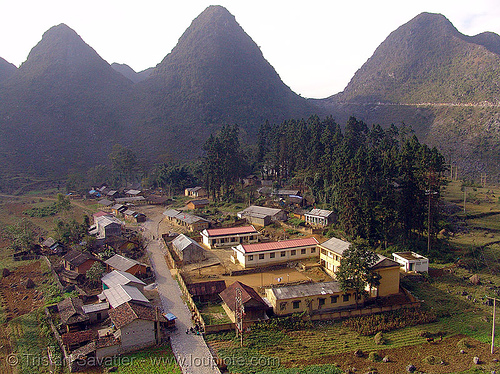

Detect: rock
[473, 357, 480, 365]
[406, 364, 416, 373]
[470, 274, 481, 285]
[383, 356, 390, 363]
[2, 268, 10, 277]
[25, 278, 35, 289]
[354, 349, 364, 357]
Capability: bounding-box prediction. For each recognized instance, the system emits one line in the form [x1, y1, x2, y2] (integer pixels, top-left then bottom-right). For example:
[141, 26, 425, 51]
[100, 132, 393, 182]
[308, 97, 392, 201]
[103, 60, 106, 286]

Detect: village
[5, 177, 442, 373]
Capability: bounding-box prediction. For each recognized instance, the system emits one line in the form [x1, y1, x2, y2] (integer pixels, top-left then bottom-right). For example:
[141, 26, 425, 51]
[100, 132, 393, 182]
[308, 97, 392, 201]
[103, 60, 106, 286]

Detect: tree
[5, 218, 42, 253]
[335, 239, 381, 307]
[86, 262, 105, 287]
[109, 144, 139, 184]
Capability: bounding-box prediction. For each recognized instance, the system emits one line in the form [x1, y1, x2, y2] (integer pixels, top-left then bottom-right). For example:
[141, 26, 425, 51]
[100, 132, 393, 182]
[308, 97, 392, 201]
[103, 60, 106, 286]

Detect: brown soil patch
[292, 334, 500, 374]
[0, 261, 46, 320]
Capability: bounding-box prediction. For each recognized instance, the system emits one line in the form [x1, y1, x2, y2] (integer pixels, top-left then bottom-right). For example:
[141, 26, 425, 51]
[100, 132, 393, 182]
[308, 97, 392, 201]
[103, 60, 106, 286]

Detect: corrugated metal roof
[240, 237, 319, 253]
[101, 270, 145, 288]
[306, 208, 334, 218]
[319, 237, 351, 256]
[270, 281, 342, 300]
[172, 234, 203, 252]
[82, 302, 109, 314]
[103, 285, 149, 308]
[105, 255, 145, 272]
[238, 205, 283, 218]
[204, 225, 258, 237]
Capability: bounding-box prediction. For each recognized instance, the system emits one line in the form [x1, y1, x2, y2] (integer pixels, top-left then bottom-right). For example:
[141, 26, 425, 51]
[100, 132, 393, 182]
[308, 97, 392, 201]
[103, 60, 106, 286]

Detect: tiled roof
[62, 330, 96, 346]
[219, 281, 268, 312]
[62, 250, 99, 267]
[57, 297, 89, 325]
[109, 302, 166, 329]
[204, 226, 258, 237]
[239, 237, 319, 253]
[96, 335, 119, 349]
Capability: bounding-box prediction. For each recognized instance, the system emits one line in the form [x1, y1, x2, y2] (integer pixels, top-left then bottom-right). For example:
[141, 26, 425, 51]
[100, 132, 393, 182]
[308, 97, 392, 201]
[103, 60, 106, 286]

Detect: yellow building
[265, 281, 358, 316]
[319, 237, 400, 297]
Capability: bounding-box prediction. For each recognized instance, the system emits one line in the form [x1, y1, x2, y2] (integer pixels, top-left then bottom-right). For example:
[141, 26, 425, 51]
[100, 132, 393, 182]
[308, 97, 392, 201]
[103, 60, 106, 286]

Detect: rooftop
[393, 251, 428, 261]
[238, 237, 319, 254]
[306, 208, 334, 218]
[101, 269, 146, 289]
[102, 284, 149, 308]
[203, 225, 258, 237]
[238, 205, 283, 217]
[269, 281, 342, 300]
[319, 237, 351, 256]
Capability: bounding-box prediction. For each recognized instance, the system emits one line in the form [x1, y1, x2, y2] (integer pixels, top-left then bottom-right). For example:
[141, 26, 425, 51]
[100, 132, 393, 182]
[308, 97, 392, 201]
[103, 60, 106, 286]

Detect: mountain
[332, 12, 500, 104]
[0, 24, 133, 176]
[111, 63, 153, 83]
[133, 5, 315, 159]
[0, 57, 16, 83]
[315, 12, 500, 178]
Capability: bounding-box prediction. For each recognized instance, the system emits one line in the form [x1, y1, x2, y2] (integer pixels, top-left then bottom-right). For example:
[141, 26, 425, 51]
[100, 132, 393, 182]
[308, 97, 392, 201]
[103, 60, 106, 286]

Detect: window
[292, 301, 301, 309]
[311, 248, 316, 253]
[270, 252, 275, 259]
[259, 254, 264, 260]
[281, 251, 286, 257]
[301, 248, 306, 255]
[318, 298, 325, 308]
[330, 295, 338, 303]
[291, 250, 296, 256]
[248, 255, 254, 261]
[343, 294, 350, 302]
[280, 302, 287, 311]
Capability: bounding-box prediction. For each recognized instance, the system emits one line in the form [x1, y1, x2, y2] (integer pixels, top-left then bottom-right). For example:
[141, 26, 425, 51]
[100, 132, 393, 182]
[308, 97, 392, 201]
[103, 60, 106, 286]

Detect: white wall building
[392, 251, 429, 273]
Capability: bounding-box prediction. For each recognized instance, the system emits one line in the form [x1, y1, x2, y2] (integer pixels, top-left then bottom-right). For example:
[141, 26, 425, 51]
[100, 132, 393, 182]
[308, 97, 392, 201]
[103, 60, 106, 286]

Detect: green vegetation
[22, 194, 71, 217]
[103, 345, 181, 374]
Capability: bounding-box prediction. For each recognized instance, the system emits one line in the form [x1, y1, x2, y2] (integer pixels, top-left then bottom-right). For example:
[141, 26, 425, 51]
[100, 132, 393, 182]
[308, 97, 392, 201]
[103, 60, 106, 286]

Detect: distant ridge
[111, 63, 153, 83]
[0, 57, 16, 83]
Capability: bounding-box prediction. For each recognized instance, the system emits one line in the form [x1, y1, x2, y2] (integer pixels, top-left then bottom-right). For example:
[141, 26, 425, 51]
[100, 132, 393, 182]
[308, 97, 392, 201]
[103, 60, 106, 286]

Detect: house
[185, 186, 207, 198]
[171, 234, 206, 264]
[125, 189, 142, 197]
[102, 284, 150, 309]
[92, 211, 112, 224]
[107, 190, 120, 199]
[242, 175, 259, 186]
[219, 281, 270, 323]
[304, 208, 336, 227]
[81, 302, 110, 324]
[108, 302, 167, 353]
[272, 189, 300, 198]
[232, 237, 319, 268]
[392, 252, 429, 273]
[123, 209, 147, 223]
[200, 225, 261, 249]
[61, 330, 96, 353]
[97, 198, 113, 207]
[110, 204, 127, 217]
[237, 205, 287, 226]
[114, 196, 146, 205]
[162, 209, 209, 232]
[186, 199, 210, 210]
[57, 297, 89, 332]
[90, 215, 123, 240]
[105, 254, 148, 276]
[42, 237, 65, 254]
[265, 281, 357, 316]
[187, 280, 227, 302]
[319, 237, 401, 297]
[101, 270, 146, 292]
[62, 250, 101, 275]
[145, 195, 171, 205]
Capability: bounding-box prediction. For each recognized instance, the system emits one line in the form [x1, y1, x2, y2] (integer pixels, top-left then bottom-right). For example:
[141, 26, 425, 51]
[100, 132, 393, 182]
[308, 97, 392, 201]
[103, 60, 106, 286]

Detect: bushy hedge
[342, 308, 437, 335]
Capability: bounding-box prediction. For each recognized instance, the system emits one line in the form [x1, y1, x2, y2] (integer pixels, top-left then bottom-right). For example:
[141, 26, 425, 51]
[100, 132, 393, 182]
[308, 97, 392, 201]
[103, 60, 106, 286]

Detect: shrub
[342, 308, 437, 335]
[458, 338, 474, 350]
[374, 332, 386, 345]
[422, 356, 442, 365]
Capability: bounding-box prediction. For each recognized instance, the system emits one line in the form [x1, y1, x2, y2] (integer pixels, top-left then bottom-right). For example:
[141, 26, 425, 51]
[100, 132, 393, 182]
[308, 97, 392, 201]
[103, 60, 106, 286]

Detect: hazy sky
[1, 0, 499, 98]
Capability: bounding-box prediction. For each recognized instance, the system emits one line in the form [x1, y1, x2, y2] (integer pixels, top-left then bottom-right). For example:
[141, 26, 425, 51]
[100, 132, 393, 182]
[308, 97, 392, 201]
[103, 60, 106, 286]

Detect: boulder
[25, 278, 35, 289]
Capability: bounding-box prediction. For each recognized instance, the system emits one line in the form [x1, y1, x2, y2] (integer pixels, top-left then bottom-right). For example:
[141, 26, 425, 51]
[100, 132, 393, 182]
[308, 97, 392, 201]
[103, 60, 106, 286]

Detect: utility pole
[425, 189, 438, 253]
[487, 297, 499, 354]
[235, 287, 244, 347]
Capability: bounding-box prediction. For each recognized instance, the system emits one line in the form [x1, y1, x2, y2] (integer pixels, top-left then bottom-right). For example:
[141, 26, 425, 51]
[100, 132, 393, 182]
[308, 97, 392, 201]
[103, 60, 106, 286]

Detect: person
[185, 328, 189, 334]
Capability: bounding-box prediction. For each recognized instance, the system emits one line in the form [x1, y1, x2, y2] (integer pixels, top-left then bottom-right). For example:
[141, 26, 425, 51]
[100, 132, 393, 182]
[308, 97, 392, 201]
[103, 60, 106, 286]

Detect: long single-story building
[171, 234, 206, 264]
[265, 281, 357, 316]
[162, 209, 209, 232]
[200, 225, 261, 249]
[232, 237, 319, 268]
